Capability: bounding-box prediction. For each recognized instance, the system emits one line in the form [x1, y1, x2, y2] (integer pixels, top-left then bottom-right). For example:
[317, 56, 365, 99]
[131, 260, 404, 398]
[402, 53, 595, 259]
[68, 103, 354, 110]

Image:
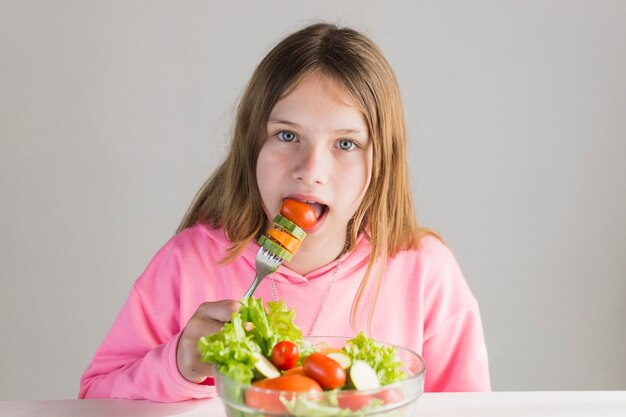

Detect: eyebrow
[267, 119, 365, 135]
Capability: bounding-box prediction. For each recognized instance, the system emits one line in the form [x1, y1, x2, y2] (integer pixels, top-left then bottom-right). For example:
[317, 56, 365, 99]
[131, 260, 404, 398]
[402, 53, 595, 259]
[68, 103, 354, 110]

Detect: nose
[291, 144, 329, 185]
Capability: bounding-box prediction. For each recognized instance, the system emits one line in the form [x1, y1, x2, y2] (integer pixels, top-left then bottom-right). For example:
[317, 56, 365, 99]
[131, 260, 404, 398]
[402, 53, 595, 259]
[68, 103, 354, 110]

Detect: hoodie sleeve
[422, 298, 491, 391]
[420, 238, 491, 392]
[78, 238, 216, 401]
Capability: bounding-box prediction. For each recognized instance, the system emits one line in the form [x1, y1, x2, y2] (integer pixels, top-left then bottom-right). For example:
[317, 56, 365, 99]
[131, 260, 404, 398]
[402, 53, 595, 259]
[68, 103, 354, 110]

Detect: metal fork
[242, 246, 284, 298]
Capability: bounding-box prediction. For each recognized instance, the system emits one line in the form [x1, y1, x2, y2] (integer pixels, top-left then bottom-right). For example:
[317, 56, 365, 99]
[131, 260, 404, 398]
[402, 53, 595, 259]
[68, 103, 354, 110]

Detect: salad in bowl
[198, 298, 425, 416]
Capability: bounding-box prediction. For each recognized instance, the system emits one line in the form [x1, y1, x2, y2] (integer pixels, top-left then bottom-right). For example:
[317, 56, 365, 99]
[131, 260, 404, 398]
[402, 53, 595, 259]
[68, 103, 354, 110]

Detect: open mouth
[305, 201, 328, 220]
[281, 197, 329, 230]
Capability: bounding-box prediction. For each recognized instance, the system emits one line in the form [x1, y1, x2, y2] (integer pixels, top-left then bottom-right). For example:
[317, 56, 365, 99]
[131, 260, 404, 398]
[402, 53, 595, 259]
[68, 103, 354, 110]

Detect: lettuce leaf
[197, 297, 303, 384]
[342, 332, 407, 385]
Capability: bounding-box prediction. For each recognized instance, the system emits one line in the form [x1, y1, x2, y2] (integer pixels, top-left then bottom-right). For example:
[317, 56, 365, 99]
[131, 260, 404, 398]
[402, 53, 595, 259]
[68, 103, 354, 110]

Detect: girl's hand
[176, 299, 240, 383]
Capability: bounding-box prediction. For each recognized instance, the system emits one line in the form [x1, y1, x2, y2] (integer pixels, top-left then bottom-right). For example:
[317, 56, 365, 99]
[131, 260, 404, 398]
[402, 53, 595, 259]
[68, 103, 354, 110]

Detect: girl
[80, 22, 490, 401]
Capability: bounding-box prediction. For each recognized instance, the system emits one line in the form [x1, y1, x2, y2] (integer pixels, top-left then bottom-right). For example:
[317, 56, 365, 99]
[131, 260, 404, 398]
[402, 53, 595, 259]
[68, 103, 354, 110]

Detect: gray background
[1, 1, 625, 400]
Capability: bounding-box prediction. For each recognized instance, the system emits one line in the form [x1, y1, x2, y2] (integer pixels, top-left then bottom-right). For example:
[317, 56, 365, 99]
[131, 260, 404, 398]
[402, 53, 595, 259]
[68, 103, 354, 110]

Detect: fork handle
[242, 275, 263, 298]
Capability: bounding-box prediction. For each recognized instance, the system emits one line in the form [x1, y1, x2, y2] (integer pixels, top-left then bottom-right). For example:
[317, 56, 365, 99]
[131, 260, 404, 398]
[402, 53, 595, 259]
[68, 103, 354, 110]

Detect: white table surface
[1, 391, 625, 417]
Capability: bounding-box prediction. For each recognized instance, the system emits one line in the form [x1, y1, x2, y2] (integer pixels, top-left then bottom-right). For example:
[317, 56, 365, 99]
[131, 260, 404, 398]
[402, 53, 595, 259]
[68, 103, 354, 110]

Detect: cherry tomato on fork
[280, 199, 317, 230]
[270, 341, 300, 371]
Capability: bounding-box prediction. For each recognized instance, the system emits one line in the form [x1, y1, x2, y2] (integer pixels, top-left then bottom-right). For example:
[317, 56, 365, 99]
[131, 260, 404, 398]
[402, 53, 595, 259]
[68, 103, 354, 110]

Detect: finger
[200, 299, 241, 322]
[183, 315, 225, 341]
[178, 350, 217, 382]
[194, 362, 217, 380]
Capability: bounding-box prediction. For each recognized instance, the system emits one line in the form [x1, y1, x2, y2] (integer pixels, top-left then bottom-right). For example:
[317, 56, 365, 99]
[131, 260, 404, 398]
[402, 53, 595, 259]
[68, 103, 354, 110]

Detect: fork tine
[242, 247, 284, 298]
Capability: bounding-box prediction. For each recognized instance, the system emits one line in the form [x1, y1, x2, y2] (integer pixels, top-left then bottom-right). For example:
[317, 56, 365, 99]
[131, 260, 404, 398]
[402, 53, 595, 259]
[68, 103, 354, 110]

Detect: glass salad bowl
[214, 336, 426, 417]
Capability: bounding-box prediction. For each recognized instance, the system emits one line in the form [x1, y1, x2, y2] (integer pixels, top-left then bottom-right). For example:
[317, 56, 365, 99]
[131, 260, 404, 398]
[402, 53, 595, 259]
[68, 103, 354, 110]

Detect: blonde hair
[178, 23, 432, 331]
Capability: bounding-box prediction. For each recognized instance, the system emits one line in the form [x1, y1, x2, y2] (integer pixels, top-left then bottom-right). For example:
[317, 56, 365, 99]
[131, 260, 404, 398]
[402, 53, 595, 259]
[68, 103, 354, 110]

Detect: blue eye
[337, 140, 356, 151]
[277, 131, 297, 142]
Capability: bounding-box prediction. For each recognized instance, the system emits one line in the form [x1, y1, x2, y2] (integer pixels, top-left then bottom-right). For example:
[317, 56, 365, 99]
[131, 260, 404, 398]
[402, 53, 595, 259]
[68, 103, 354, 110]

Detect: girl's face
[256, 73, 372, 272]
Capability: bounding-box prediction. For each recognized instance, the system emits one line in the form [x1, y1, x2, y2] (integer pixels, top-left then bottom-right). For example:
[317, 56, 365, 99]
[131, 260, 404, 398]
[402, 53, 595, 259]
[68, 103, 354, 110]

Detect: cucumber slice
[326, 351, 352, 369]
[349, 360, 380, 391]
[272, 214, 306, 240]
[258, 235, 293, 262]
[253, 352, 280, 379]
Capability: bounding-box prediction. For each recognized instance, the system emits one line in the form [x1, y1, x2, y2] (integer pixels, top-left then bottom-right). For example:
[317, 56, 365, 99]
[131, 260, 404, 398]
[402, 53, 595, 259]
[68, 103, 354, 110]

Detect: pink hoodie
[79, 224, 490, 401]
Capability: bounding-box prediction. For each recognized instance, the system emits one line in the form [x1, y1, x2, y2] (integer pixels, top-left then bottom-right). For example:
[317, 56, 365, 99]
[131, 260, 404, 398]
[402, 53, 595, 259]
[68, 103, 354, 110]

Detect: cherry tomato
[282, 365, 306, 377]
[373, 387, 404, 404]
[337, 393, 373, 411]
[280, 199, 317, 230]
[245, 375, 322, 413]
[303, 352, 346, 390]
[270, 341, 300, 371]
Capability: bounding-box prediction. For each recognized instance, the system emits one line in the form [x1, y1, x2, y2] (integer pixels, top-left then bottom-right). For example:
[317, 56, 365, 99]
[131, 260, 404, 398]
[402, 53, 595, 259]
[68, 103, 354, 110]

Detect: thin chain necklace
[269, 249, 347, 337]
